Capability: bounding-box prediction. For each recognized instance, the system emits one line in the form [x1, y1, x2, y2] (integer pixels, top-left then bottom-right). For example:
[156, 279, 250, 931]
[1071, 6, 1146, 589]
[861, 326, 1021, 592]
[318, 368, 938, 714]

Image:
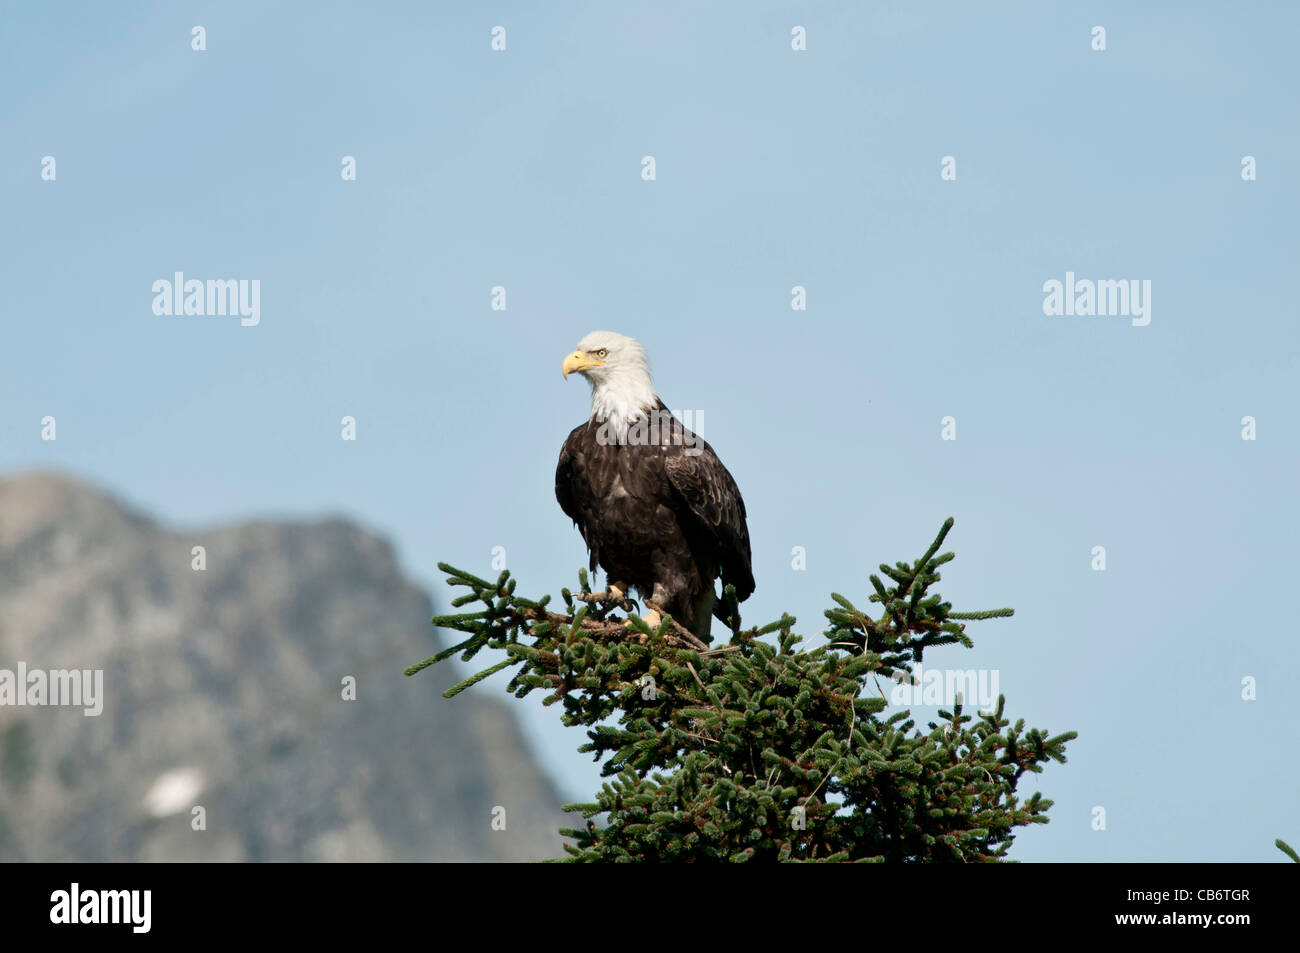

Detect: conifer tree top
[409, 519, 1076, 862]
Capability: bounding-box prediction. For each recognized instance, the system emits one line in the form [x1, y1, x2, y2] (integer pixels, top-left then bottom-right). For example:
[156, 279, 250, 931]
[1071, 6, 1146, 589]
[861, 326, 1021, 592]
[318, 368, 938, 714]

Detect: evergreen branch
[950, 608, 1014, 620]
[443, 658, 517, 698]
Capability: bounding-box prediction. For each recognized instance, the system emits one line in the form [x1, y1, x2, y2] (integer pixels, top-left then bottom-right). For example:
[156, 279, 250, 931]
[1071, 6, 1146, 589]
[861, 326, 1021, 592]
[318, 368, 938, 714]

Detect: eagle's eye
[596, 348, 608, 358]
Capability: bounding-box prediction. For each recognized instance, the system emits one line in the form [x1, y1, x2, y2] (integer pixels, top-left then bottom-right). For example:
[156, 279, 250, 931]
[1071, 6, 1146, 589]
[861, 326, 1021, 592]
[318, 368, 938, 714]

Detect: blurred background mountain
[0, 472, 567, 861]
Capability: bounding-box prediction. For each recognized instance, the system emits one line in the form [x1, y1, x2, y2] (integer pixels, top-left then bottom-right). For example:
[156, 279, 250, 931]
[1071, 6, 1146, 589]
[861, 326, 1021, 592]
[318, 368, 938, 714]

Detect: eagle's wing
[556, 423, 599, 573]
[555, 426, 583, 527]
[663, 437, 755, 602]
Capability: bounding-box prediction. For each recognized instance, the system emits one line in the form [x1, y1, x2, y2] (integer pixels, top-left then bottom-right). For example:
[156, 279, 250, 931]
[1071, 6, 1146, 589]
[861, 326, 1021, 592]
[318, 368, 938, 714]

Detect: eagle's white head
[562, 330, 657, 436]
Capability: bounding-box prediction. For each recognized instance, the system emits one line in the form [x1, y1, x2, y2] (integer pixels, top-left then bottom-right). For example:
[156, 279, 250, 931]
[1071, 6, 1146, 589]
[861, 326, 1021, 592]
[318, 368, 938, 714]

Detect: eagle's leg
[576, 581, 635, 612]
[642, 581, 677, 632]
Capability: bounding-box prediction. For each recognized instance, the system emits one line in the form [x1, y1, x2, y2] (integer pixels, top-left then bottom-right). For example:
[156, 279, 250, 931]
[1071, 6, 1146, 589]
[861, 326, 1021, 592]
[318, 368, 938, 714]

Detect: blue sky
[2, 2, 1297, 861]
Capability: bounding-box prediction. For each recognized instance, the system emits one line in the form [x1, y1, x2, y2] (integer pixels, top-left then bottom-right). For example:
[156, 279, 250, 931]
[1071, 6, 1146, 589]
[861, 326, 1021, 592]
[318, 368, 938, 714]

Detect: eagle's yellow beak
[562, 350, 604, 379]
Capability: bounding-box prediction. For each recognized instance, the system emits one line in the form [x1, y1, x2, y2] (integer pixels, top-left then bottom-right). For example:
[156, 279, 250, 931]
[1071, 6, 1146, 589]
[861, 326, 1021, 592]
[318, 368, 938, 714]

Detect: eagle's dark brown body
[555, 401, 754, 636]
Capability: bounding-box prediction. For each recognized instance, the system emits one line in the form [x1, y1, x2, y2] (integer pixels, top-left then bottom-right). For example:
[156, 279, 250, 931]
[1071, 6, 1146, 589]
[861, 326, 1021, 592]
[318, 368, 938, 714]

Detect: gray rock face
[0, 473, 567, 862]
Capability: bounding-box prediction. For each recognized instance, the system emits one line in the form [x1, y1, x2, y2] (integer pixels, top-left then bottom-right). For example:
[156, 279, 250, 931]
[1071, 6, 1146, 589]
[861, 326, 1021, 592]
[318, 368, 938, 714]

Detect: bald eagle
[556, 331, 754, 637]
